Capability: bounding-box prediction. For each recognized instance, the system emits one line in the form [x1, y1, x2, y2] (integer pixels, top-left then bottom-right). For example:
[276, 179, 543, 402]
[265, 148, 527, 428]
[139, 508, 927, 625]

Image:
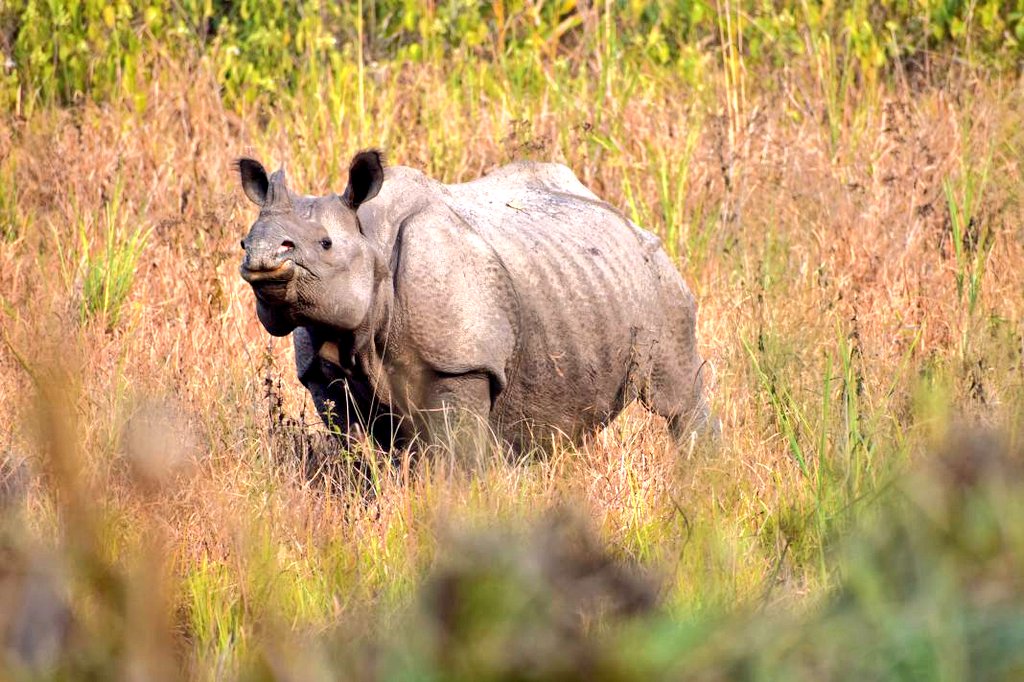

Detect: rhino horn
[264, 167, 293, 212]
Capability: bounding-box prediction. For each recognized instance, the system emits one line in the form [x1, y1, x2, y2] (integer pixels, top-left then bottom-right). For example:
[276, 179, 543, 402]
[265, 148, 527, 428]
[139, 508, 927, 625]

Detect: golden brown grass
[1, 46, 1023, 677]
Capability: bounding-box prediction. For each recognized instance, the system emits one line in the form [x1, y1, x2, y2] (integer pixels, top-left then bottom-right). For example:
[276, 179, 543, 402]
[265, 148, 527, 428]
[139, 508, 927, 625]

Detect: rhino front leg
[415, 371, 496, 470]
[303, 366, 410, 453]
[294, 327, 406, 452]
[301, 372, 365, 444]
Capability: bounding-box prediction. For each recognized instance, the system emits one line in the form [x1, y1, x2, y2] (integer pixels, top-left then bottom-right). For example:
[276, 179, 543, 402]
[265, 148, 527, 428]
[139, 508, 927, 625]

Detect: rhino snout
[240, 237, 298, 283]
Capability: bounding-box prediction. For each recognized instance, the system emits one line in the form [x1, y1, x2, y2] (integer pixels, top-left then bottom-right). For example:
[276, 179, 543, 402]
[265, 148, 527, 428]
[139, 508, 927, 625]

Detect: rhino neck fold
[363, 271, 397, 353]
[307, 266, 395, 357]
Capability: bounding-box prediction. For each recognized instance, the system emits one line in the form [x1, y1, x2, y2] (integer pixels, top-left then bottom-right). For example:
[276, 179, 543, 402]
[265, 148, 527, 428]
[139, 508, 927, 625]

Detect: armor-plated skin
[238, 151, 712, 458]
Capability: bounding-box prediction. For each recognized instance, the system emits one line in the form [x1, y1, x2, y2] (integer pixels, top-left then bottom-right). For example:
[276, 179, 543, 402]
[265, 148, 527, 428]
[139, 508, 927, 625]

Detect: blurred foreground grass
[1, 1, 1023, 680]
[6, 401, 1024, 680]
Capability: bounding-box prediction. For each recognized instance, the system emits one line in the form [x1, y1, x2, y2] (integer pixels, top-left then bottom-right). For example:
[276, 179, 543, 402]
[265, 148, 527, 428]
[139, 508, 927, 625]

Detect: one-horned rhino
[237, 150, 713, 459]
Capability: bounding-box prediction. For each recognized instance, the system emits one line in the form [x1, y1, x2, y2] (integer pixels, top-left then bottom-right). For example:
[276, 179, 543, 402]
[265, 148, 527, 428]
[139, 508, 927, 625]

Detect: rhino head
[237, 150, 385, 336]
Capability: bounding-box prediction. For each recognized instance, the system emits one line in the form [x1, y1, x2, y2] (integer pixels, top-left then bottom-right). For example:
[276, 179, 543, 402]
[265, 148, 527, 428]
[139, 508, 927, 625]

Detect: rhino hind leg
[637, 311, 719, 451]
[640, 357, 714, 451]
[635, 253, 720, 453]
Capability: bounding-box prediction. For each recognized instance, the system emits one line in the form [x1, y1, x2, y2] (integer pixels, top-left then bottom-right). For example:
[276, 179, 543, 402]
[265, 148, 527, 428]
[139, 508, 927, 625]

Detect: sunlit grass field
[1, 1, 1024, 679]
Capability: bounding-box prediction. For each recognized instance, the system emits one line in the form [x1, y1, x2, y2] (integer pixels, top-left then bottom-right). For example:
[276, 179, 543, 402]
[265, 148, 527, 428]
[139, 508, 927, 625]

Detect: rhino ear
[342, 149, 384, 210]
[237, 158, 269, 206]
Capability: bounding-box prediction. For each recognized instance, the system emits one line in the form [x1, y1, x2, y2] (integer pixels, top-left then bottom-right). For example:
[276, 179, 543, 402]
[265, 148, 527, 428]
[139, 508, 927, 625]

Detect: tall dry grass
[0, 23, 1023, 678]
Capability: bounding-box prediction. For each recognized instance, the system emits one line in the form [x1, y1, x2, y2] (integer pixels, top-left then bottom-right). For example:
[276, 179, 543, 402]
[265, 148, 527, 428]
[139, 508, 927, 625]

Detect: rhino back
[443, 166, 675, 439]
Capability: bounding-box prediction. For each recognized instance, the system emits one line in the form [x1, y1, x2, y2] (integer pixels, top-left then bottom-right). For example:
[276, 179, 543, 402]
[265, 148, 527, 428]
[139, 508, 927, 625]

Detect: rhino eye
[320, 237, 332, 250]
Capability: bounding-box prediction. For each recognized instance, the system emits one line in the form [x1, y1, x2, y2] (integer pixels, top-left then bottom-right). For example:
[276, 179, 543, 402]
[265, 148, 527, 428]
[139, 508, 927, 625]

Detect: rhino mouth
[240, 259, 296, 285]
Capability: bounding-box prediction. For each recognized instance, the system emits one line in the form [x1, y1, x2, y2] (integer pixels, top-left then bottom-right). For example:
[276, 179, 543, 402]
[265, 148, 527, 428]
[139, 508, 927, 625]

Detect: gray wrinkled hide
[261, 161, 710, 454]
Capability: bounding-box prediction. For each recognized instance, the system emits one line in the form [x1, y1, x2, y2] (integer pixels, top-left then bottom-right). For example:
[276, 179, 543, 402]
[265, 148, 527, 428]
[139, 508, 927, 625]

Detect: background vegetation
[1, 0, 1023, 679]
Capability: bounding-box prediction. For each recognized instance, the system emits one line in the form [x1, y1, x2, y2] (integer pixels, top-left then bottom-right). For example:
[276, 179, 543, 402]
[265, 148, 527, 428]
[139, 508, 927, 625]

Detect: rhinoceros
[237, 150, 712, 459]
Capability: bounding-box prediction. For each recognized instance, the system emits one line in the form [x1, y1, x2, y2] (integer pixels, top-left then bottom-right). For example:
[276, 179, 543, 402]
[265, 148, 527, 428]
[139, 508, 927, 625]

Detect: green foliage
[1, 0, 1023, 113]
[0, 157, 18, 242]
[69, 184, 150, 331]
[6, 0, 157, 111]
[944, 163, 993, 319]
